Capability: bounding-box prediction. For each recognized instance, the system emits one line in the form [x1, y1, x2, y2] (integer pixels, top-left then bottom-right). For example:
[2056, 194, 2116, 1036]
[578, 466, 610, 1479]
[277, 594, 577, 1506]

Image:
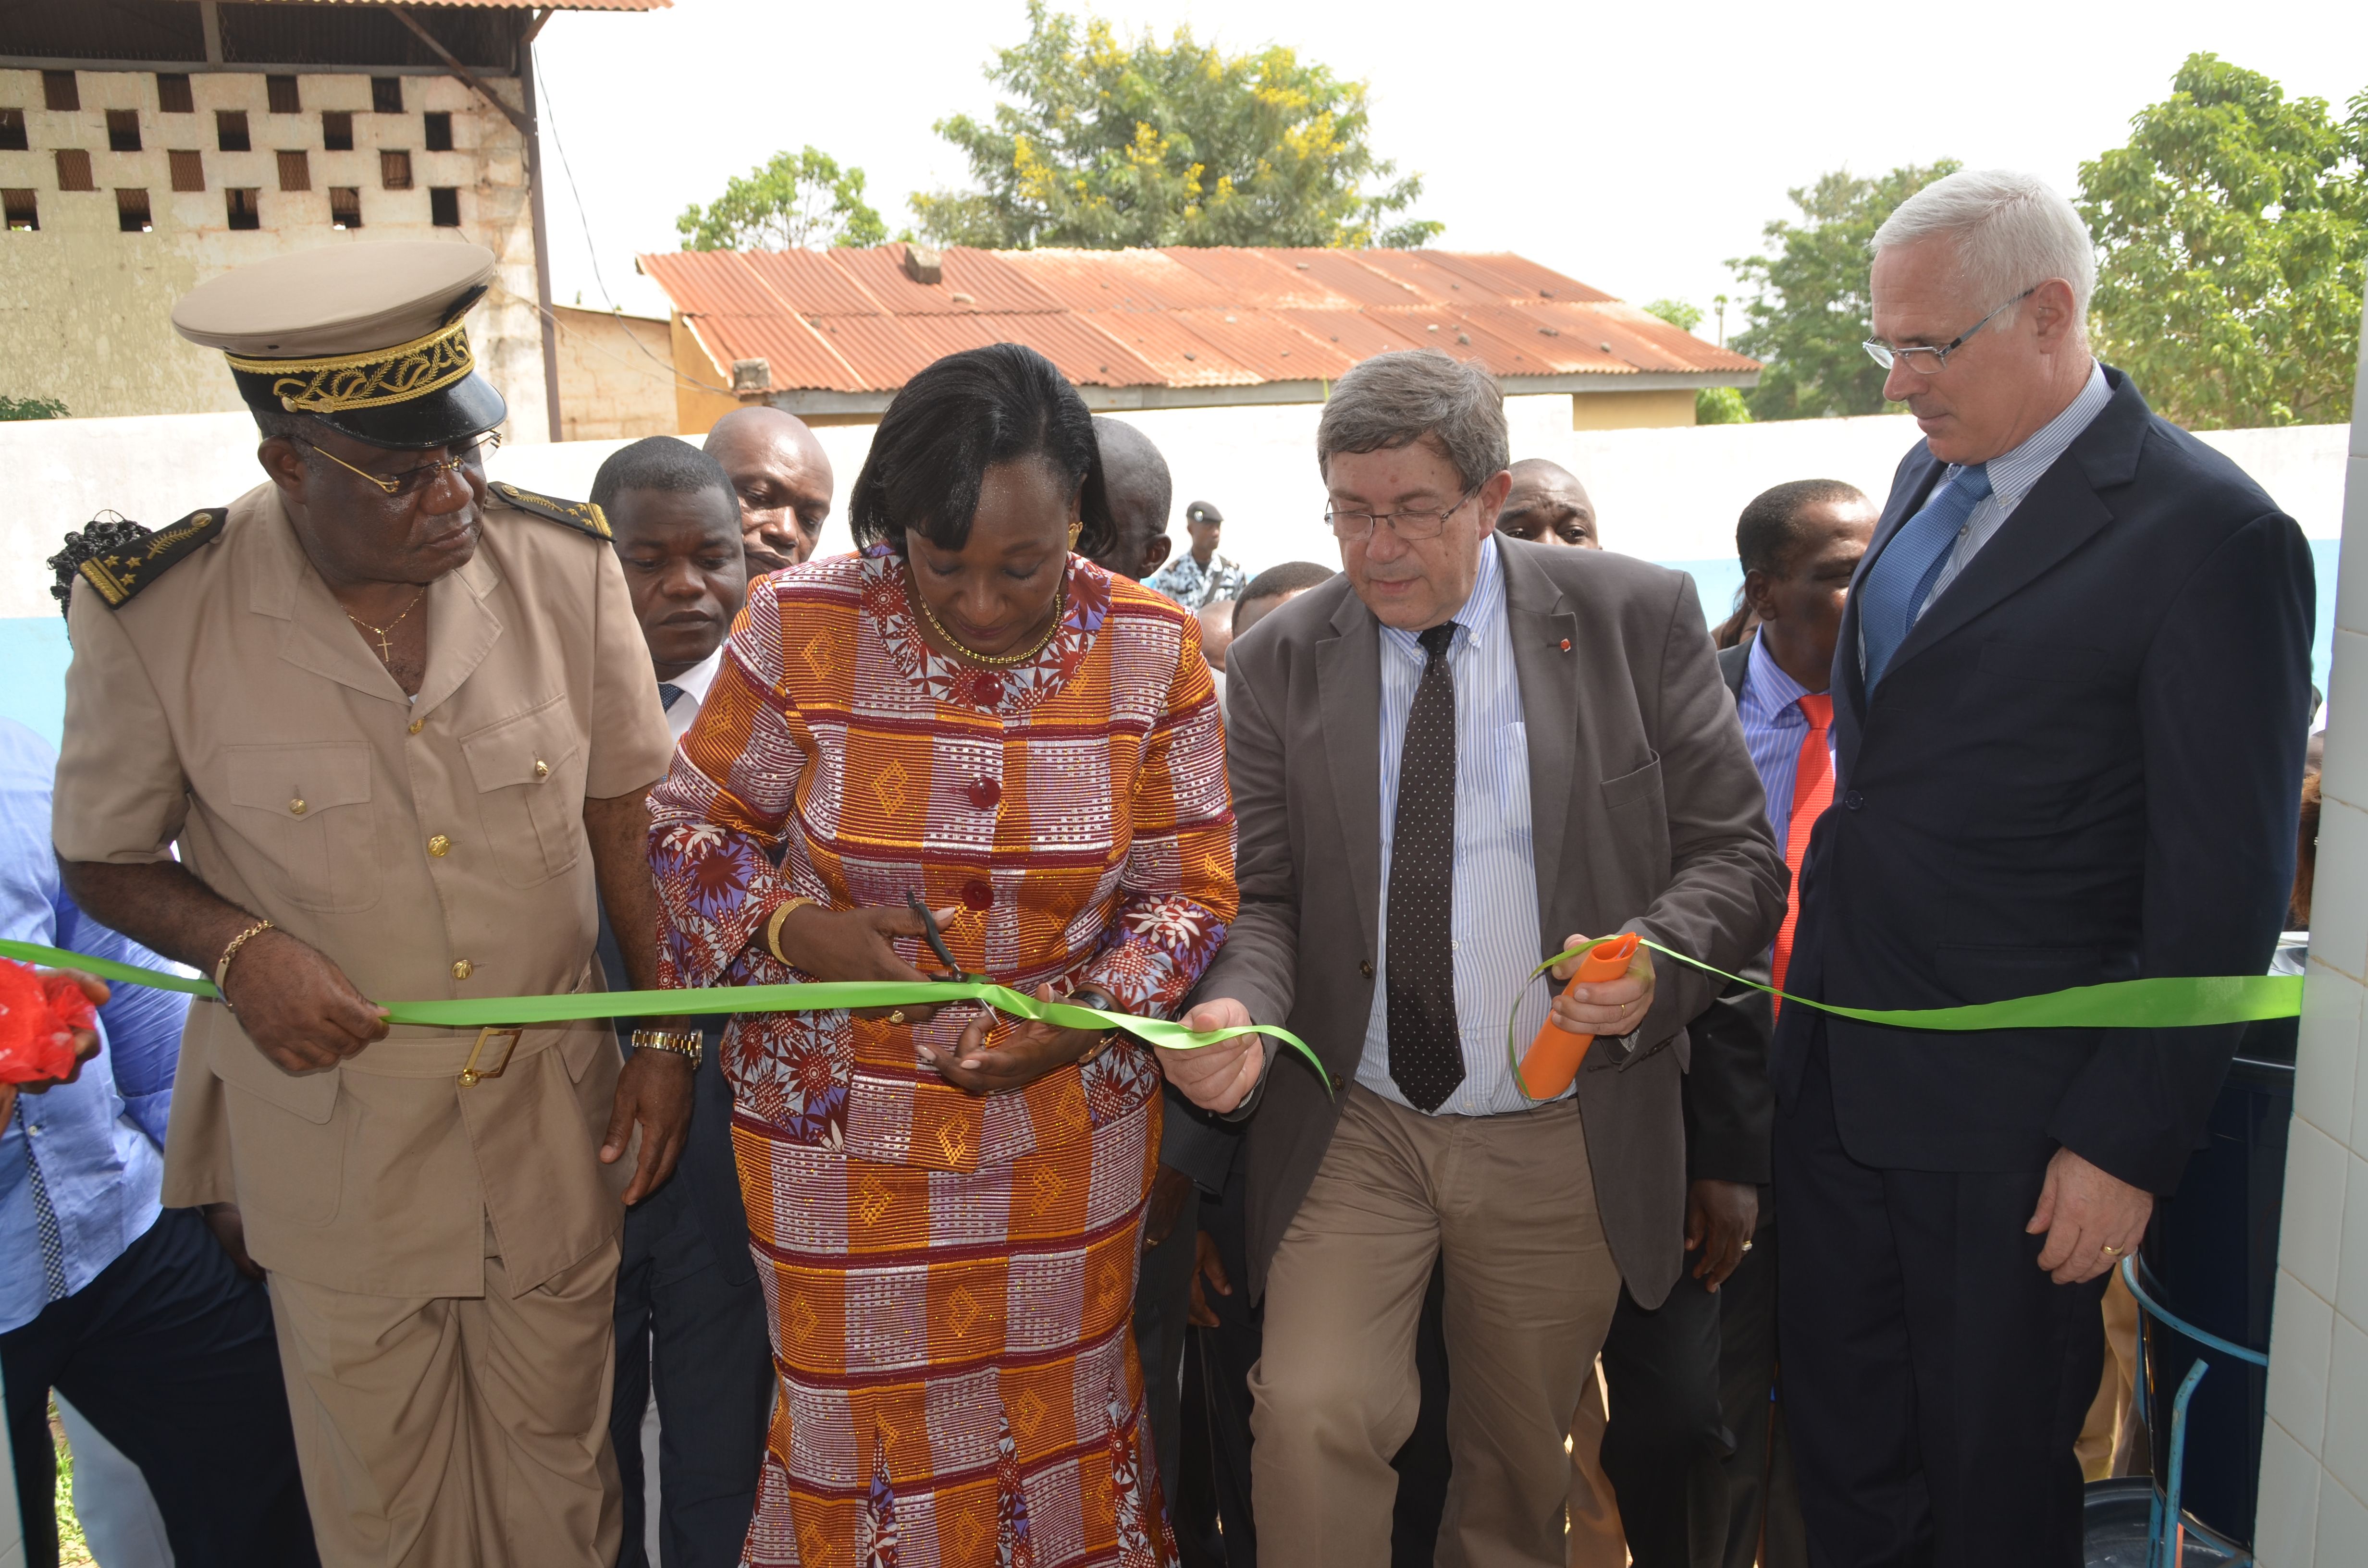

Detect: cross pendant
[372, 627, 393, 661]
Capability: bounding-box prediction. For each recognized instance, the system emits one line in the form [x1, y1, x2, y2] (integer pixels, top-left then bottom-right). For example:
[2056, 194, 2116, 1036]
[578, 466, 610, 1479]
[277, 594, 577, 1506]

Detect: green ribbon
[0, 938, 1321, 1080]
[1508, 937, 2304, 1097]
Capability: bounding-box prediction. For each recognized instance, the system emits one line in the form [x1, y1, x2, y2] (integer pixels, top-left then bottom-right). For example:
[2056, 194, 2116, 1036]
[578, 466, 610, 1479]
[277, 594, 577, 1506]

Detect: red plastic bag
[0, 959, 95, 1085]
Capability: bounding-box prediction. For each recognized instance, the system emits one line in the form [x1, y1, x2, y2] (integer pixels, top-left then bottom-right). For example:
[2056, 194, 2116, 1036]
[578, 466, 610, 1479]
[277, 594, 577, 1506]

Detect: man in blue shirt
[0, 717, 315, 1567]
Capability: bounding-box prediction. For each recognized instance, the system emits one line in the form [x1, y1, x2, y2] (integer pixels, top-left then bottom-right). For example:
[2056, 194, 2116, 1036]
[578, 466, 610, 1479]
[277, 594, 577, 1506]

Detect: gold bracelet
[629, 1029, 703, 1067]
[214, 919, 275, 1011]
[764, 897, 820, 964]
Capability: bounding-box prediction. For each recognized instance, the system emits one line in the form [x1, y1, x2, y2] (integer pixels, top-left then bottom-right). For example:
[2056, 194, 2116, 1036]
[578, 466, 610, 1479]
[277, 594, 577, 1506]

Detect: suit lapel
[1878, 376, 2147, 687]
[1501, 543, 1579, 942]
[1316, 595, 1384, 960]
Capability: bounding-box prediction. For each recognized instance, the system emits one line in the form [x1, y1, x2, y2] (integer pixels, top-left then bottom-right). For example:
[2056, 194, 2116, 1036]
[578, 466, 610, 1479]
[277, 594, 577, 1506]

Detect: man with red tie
[1708, 477, 1875, 1568]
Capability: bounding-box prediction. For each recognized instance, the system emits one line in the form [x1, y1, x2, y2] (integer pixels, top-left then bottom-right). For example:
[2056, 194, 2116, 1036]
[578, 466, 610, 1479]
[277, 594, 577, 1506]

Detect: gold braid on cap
[224, 317, 474, 414]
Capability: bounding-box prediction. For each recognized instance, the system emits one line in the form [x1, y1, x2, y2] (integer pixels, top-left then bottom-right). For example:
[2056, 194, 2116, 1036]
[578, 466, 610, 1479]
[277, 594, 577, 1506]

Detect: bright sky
[532, 0, 2368, 336]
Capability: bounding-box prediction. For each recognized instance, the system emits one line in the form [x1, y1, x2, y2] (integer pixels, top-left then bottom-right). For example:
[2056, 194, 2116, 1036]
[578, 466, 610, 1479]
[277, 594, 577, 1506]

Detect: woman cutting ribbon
[647, 343, 1235, 1568]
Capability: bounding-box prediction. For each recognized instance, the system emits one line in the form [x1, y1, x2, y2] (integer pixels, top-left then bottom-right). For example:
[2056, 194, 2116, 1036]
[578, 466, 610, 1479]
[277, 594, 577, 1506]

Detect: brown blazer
[1198, 537, 1785, 1308]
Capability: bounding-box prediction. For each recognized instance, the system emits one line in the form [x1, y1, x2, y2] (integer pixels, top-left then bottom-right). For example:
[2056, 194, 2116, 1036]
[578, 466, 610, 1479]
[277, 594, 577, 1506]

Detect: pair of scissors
[907, 891, 989, 987]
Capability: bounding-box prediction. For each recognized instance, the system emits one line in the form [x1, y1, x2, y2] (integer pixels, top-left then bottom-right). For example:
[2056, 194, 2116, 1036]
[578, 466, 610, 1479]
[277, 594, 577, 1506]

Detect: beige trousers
[1565, 1360, 1626, 1568]
[2076, 1268, 2146, 1481]
[1251, 1085, 1626, 1568]
[267, 1225, 624, 1568]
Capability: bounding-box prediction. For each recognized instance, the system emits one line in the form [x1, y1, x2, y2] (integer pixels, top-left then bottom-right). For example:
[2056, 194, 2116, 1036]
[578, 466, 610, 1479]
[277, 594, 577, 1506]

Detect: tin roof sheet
[637, 245, 1757, 395]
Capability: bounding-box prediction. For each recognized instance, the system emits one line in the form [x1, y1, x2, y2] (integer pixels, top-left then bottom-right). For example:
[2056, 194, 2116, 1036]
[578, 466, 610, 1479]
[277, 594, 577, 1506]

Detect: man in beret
[51, 241, 688, 1567]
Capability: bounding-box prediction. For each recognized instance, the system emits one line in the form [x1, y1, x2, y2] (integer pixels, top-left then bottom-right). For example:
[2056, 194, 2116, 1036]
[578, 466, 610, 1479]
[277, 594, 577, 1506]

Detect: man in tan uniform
[50, 242, 689, 1567]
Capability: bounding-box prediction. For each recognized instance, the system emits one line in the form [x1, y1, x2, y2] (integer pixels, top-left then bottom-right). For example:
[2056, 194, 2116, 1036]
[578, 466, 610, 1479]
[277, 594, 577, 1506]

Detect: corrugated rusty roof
[636, 245, 1760, 399]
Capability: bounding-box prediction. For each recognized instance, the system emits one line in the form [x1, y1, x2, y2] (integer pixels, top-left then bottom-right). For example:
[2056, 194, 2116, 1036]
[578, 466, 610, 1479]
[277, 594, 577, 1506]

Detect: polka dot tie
[658, 682, 685, 712]
[1387, 622, 1465, 1112]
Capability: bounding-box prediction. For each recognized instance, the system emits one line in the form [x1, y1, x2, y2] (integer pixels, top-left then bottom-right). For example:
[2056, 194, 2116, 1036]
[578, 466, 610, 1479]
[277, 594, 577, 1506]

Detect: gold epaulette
[71, 507, 229, 609]
[489, 481, 611, 541]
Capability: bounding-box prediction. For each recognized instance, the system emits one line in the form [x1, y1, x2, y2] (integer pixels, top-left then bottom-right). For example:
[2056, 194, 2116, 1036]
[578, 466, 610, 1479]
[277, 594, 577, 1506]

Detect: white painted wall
[2256, 307, 2368, 1565]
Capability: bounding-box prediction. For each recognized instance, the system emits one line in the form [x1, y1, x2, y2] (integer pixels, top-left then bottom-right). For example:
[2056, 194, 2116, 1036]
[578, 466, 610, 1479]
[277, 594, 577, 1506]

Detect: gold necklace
[345, 585, 427, 664]
[909, 567, 1068, 669]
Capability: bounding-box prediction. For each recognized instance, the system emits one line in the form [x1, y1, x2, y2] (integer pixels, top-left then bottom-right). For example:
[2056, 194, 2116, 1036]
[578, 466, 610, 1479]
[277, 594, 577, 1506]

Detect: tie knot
[1417, 623, 1459, 661]
[658, 682, 685, 712]
[1952, 463, 1993, 503]
[1797, 691, 1833, 730]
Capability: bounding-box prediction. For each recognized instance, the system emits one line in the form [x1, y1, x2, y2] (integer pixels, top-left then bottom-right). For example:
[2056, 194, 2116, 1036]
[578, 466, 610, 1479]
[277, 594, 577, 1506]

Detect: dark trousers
[1133, 1182, 1203, 1520]
[1178, 1164, 1256, 1568]
[1776, 1030, 2105, 1568]
[1, 1206, 316, 1568]
[1599, 1267, 1732, 1568]
[1717, 1213, 1806, 1568]
[609, 1174, 774, 1568]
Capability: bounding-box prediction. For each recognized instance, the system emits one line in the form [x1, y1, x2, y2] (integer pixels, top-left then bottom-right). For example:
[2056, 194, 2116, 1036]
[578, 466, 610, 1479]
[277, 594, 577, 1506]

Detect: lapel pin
[1558, 638, 1572, 652]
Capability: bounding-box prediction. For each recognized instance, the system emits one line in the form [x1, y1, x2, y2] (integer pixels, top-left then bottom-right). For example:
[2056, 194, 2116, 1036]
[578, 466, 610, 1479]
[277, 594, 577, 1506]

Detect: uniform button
[966, 777, 1001, 810]
[961, 879, 994, 911]
[533, 759, 550, 779]
[408, 718, 424, 735]
[428, 833, 453, 857]
[1842, 791, 1863, 811]
[452, 959, 473, 980]
[288, 797, 306, 816]
[1360, 960, 1374, 979]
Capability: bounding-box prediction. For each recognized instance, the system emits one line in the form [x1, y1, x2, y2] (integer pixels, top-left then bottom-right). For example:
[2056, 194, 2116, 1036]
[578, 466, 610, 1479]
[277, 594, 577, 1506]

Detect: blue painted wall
[0, 538, 2338, 750]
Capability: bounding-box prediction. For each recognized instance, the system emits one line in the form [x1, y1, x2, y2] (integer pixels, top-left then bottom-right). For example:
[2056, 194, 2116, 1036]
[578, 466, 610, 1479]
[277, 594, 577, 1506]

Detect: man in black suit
[592, 438, 774, 1568]
[1776, 170, 2314, 1565]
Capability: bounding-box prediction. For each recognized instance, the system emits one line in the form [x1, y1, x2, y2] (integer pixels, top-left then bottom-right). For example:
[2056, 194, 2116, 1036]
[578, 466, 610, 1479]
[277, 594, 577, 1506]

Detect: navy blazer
[1773, 368, 2314, 1194]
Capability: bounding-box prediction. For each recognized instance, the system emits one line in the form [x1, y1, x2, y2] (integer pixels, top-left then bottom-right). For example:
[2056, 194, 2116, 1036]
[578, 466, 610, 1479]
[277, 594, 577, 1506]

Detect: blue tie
[1859, 464, 1991, 689]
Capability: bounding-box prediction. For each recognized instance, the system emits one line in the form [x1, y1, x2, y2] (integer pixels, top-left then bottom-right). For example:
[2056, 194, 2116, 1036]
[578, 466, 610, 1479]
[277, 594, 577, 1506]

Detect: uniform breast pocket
[461, 697, 587, 888]
[224, 743, 381, 912]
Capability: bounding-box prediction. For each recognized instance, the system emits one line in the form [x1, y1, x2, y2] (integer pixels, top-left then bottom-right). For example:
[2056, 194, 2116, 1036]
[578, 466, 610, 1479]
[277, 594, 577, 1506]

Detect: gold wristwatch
[629, 1029, 702, 1067]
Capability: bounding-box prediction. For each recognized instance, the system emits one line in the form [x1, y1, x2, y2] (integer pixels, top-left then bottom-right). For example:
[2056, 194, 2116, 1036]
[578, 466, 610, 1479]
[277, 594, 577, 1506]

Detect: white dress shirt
[660, 646, 723, 743]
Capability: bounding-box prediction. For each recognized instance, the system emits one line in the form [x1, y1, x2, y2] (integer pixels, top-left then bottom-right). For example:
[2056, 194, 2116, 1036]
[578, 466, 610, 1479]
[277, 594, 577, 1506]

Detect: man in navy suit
[1774, 170, 2314, 1565]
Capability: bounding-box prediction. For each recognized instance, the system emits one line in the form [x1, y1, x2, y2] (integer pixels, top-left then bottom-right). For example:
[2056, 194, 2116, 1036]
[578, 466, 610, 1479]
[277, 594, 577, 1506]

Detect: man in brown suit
[50, 243, 688, 1566]
[1160, 349, 1784, 1567]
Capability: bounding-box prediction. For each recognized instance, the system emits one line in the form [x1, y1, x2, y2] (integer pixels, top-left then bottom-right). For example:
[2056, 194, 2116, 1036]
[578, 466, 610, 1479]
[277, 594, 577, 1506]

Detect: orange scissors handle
[1519, 932, 1641, 1100]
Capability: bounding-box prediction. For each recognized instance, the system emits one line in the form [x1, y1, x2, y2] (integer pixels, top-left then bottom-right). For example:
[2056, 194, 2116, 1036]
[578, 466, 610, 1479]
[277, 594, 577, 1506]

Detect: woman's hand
[774, 901, 960, 1022]
[922, 984, 1102, 1096]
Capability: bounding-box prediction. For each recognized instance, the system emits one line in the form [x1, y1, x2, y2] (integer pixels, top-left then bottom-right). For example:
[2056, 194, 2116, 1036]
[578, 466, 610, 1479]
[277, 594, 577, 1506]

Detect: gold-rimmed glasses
[297, 430, 502, 497]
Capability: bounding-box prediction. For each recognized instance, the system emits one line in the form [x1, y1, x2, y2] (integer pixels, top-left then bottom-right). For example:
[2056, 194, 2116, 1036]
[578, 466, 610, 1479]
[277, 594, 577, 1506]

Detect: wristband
[214, 919, 275, 1012]
[629, 1028, 703, 1067]
[764, 898, 820, 965]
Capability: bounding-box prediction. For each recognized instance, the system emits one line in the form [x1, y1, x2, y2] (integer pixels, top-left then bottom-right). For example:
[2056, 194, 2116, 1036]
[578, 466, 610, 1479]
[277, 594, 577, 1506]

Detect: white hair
[1872, 169, 2095, 341]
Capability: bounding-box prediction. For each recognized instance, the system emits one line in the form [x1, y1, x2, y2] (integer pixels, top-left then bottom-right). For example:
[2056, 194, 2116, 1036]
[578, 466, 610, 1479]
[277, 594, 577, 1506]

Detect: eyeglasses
[1324, 488, 1478, 543]
[1862, 287, 2037, 376]
[297, 430, 502, 497]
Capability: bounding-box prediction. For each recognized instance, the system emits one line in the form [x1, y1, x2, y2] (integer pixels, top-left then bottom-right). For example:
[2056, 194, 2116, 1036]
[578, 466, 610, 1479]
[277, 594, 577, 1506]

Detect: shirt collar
[1378, 534, 1505, 659]
[666, 644, 723, 703]
[1951, 359, 2112, 511]
[1739, 630, 1814, 726]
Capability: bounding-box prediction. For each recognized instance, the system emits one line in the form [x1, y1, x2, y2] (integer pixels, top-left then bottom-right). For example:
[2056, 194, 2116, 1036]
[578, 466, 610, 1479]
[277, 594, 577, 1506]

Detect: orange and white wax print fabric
[648, 547, 1233, 1567]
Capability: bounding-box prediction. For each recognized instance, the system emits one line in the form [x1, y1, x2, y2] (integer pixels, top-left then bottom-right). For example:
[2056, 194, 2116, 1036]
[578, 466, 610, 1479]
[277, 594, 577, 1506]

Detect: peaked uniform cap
[172, 241, 507, 450]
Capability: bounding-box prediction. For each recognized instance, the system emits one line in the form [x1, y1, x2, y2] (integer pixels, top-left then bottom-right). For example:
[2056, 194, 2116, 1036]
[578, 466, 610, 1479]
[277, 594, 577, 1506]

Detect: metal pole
[517, 29, 562, 442]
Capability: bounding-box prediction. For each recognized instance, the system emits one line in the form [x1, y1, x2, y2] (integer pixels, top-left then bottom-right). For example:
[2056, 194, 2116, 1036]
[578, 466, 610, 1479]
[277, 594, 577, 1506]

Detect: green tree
[1725, 161, 1962, 420]
[678, 147, 886, 251]
[911, 2, 1440, 250]
[0, 394, 66, 420]
[1641, 298, 1752, 423]
[2079, 53, 2366, 429]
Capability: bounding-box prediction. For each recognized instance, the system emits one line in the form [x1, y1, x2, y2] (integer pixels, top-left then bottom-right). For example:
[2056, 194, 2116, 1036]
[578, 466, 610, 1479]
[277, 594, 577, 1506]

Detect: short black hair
[849, 344, 1115, 559]
[1737, 478, 1869, 577]
[590, 436, 734, 519]
[1238, 560, 1334, 614]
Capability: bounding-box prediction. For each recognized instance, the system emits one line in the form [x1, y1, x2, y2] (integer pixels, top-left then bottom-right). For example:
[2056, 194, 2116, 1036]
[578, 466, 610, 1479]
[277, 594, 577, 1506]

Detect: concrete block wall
[2256, 302, 2368, 1565]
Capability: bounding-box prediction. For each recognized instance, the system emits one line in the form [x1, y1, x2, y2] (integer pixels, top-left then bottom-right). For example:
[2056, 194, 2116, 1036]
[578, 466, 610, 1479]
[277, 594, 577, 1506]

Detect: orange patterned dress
[648, 547, 1235, 1568]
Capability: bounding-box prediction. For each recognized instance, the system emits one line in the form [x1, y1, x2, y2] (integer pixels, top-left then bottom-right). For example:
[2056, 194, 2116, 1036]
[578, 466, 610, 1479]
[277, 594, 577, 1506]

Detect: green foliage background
[910, 2, 1439, 250]
[2079, 53, 2366, 429]
[678, 147, 886, 252]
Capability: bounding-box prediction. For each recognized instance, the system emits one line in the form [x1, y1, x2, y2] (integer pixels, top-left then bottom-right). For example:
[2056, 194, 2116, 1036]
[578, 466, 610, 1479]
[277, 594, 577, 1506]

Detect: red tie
[1770, 693, 1834, 1017]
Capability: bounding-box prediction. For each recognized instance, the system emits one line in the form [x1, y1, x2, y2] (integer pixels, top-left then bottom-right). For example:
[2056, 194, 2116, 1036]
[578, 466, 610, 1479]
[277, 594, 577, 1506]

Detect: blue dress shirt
[1357, 538, 1553, 1117]
[1737, 634, 1822, 855]
[0, 717, 191, 1335]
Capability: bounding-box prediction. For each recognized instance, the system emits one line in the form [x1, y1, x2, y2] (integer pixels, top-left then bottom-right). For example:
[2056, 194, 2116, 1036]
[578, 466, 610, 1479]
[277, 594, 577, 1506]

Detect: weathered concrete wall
[551, 305, 676, 442]
[0, 67, 547, 441]
[1569, 388, 1697, 429]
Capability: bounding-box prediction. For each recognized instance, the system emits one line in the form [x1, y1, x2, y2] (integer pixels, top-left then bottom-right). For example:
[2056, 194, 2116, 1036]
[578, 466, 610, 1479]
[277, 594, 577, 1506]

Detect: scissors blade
[906, 890, 982, 983]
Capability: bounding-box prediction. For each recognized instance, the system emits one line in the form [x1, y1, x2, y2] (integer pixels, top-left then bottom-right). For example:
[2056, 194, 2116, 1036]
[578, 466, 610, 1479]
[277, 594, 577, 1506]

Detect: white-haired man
[1774, 170, 2313, 1562]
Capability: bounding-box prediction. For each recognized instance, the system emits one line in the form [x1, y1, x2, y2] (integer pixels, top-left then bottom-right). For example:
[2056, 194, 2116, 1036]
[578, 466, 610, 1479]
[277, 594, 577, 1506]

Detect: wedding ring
[1739, 1239, 1754, 1253]
[2101, 1243, 2123, 1257]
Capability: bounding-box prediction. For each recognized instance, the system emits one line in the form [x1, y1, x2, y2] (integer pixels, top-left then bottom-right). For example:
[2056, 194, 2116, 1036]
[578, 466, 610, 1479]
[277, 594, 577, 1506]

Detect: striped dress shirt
[1357, 538, 1555, 1116]
[1738, 633, 1821, 854]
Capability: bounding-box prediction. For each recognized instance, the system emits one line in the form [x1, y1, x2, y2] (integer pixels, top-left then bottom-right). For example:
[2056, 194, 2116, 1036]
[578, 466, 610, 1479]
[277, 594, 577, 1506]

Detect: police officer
[51, 242, 688, 1567]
